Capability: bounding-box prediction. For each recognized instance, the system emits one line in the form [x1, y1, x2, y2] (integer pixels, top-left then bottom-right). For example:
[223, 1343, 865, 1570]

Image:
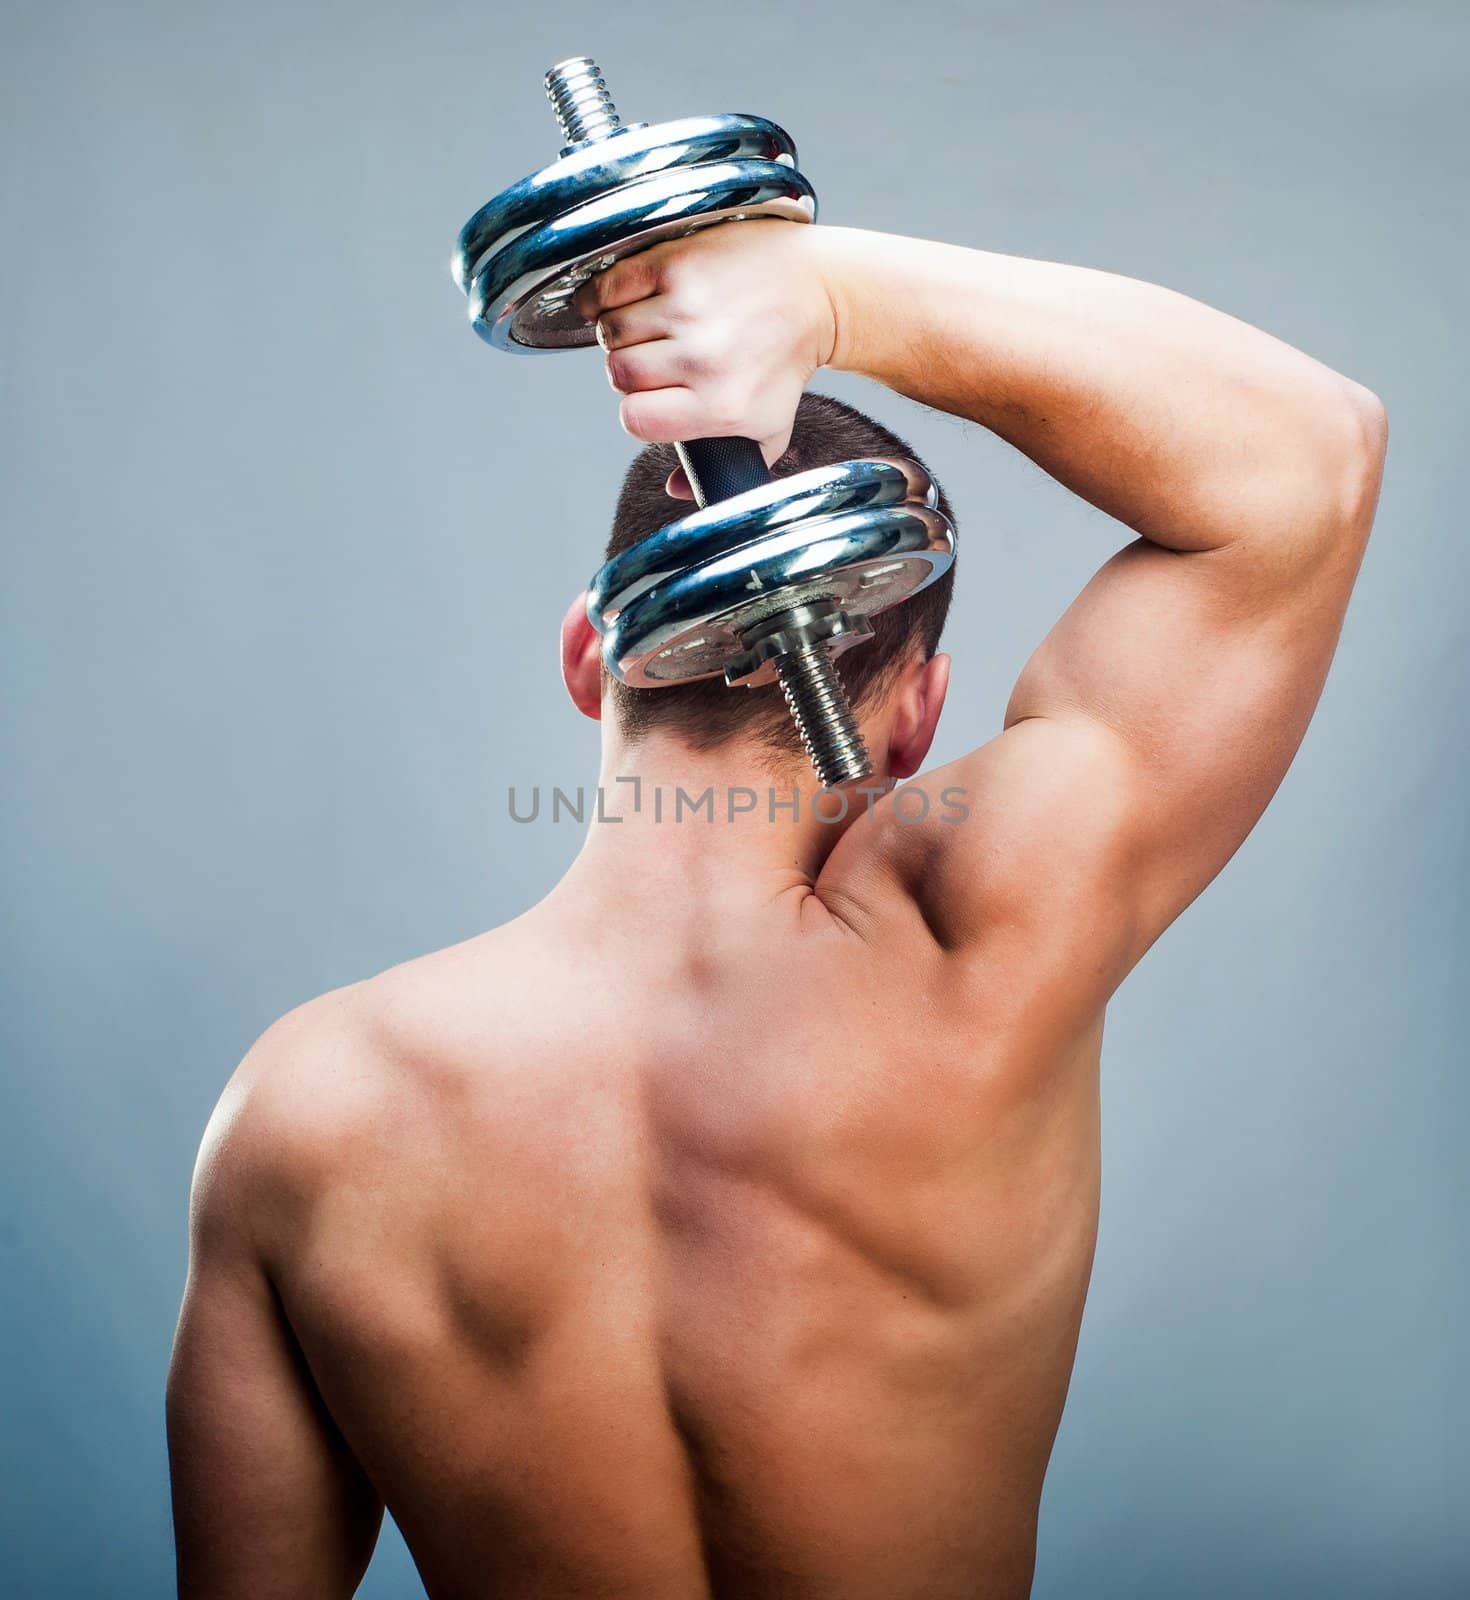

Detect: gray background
[2, 0, 1465, 1594]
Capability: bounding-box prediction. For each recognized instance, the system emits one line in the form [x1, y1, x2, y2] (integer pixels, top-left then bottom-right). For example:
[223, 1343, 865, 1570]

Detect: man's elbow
[1263, 377, 1386, 582]
[1322, 379, 1387, 545]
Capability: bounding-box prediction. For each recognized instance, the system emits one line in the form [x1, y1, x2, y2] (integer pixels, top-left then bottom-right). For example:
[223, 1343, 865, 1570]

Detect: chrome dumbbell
[453, 57, 955, 785]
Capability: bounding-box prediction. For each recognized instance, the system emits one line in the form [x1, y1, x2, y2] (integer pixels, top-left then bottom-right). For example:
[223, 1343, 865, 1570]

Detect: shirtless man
[167, 223, 1386, 1598]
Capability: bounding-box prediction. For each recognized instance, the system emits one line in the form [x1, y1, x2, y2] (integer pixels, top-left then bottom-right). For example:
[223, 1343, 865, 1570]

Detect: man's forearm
[814, 227, 1382, 557]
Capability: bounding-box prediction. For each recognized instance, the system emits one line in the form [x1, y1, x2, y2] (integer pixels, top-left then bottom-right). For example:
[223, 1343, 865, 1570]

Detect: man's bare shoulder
[822, 720, 1140, 954]
[194, 929, 543, 1242]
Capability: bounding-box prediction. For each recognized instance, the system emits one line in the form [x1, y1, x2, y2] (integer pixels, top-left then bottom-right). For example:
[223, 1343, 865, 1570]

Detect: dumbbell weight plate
[455, 115, 815, 351]
[453, 114, 798, 293]
[589, 457, 940, 623]
[600, 503, 955, 687]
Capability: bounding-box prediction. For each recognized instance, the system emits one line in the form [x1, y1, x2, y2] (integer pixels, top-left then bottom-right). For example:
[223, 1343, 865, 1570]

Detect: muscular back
[175, 823, 1108, 1600]
[170, 501, 1379, 1597]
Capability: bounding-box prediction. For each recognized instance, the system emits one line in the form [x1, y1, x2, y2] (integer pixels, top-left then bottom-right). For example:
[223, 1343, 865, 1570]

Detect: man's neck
[563, 733, 892, 895]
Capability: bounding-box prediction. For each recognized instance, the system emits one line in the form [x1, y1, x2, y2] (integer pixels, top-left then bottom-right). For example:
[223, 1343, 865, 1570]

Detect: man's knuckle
[679, 341, 719, 382]
[581, 267, 614, 308]
[661, 261, 708, 310]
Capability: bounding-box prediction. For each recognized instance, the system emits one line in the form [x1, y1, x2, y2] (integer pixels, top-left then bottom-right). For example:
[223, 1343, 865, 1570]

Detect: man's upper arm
[894, 398, 1384, 992]
[167, 1074, 381, 1599]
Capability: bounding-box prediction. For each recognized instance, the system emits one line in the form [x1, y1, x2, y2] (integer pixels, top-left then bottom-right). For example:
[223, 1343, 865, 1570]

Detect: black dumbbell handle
[675, 437, 771, 508]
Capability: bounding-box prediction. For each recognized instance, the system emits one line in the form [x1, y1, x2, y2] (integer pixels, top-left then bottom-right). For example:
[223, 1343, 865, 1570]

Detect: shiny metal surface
[454, 114, 812, 351]
[544, 56, 622, 150]
[774, 641, 871, 786]
[597, 502, 955, 687]
[589, 458, 937, 622]
[724, 601, 874, 689]
[588, 455, 955, 688]
[453, 114, 798, 294]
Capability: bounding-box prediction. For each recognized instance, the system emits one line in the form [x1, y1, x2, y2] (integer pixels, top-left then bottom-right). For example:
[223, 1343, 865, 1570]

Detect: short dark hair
[601, 393, 956, 756]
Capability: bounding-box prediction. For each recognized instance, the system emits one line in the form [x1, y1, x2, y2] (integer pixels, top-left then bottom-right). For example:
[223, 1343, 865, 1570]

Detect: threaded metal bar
[775, 645, 871, 788]
[544, 56, 622, 148]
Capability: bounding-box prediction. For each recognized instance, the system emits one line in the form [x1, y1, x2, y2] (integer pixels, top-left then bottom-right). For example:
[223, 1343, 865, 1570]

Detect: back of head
[602, 394, 957, 761]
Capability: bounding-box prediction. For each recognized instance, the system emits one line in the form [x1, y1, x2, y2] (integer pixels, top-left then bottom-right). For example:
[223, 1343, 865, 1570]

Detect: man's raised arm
[820, 228, 1385, 976]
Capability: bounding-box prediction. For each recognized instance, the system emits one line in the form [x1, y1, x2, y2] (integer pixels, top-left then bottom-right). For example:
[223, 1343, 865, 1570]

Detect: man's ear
[888, 652, 950, 780]
[560, 594, 603, 721]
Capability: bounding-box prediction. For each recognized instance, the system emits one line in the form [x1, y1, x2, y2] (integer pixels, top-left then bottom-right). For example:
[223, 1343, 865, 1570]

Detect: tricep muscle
[167, 1132, 381, 1598]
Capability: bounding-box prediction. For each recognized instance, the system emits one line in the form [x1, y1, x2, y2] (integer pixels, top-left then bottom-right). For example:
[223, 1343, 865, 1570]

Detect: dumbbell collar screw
[723, 601, 874, 690]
